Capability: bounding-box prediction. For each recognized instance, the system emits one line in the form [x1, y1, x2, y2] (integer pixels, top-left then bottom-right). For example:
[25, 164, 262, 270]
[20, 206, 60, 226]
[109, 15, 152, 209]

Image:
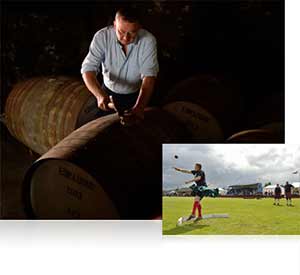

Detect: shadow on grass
[163, 223, 210, 235]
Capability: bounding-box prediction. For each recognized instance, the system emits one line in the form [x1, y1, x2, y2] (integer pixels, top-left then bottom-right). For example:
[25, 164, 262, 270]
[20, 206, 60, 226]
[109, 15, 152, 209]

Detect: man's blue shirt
[81, 26, 159, 94]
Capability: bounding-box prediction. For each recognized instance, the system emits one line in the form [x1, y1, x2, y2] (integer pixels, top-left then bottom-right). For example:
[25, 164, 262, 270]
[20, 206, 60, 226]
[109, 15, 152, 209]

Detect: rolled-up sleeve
[81, 31, 105, 75]
[140, 37, 159, 79]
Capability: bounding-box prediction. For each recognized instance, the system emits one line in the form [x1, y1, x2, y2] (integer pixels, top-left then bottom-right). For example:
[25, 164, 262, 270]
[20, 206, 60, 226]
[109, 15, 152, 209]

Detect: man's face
[195, 164, 201, 171]
[114, 16, 140, 46]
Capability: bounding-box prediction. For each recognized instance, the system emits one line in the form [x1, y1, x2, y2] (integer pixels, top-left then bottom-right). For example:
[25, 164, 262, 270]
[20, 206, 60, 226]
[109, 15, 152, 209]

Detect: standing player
[273, 184, 282, 206]
[174, 163, 207, 221]
[283, 181, 294, 206]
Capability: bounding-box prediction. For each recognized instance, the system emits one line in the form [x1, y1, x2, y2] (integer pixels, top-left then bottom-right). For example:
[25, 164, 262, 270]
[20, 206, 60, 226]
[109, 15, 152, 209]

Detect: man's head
[114, 7, 141, 46]
[195, 163, 202, 171]
[276, 184, 280, 187]
[286, 181, 289, 185]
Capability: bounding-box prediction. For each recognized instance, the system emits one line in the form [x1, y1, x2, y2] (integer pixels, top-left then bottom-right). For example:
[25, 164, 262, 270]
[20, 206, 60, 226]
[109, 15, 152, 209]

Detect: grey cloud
[163, 144, 300, 190]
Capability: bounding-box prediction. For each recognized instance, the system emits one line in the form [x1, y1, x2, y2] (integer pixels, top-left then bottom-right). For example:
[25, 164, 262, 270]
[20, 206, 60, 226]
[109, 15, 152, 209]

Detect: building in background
[263, 185, 284, 196]
[227, 183, 263, 196]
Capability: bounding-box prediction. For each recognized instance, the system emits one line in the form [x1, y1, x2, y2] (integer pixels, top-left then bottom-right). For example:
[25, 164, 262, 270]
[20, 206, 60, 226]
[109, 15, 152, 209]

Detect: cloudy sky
[163, 144, 300, 190]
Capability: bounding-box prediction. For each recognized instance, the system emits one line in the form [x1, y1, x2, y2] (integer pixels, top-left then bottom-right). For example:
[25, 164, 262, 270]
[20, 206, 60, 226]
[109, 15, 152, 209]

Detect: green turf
[163, 197, 300, 235]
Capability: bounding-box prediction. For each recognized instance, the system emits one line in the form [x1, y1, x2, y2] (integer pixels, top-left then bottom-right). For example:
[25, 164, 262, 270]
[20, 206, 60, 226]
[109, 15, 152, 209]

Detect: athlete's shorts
[274, 194, 281, 199]
[285, 191, 292, 199]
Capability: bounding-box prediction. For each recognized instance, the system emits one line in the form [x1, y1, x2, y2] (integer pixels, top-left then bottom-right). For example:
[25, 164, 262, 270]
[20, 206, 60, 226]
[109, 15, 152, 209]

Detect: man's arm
[185, 176, 202, 184]
[130, 76, 156, 118]
[82, 71, 110, 111]
[173, 167, 193, 174]
[128, 35, 159, 119]
[81, 31, 112, 111]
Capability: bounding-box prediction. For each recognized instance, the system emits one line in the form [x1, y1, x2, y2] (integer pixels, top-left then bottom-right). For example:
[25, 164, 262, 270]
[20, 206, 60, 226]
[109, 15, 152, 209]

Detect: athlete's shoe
[186, 214, 196, 221]
[194, 216, 202, 222]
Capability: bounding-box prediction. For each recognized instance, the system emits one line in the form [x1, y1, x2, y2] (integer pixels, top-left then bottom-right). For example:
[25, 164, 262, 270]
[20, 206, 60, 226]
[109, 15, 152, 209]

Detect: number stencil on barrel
[163, 101, 224, 142]
[30, 160, 120, 219]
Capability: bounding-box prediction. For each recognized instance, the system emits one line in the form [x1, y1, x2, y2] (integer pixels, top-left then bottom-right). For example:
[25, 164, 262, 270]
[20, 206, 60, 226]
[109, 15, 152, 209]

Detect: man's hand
[97, 95, 111, 111]
[119, 105, 144, 126]
[82, 72, 111, 111]
[127, 105, 144, 120]
[122, 76, 155, 124]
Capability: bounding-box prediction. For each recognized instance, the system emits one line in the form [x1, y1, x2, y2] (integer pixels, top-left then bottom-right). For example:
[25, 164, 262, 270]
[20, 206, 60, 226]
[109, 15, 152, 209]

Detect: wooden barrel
[163, 74, 243, 137]
[163, 101, 224, 142]
[245, 94, 284, 129]
[230, 93, 284, 143]
[22, 108, 187, 219]
[4, 76, 98, 155]
[260, 122, 284, 133]
[226, 129, 282, 143]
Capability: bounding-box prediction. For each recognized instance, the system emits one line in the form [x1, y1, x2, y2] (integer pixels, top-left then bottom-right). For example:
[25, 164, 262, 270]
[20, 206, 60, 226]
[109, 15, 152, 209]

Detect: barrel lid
[23, 158, 120, 219]
[226, 129, 282, 143]
[163, 101, 224, 142]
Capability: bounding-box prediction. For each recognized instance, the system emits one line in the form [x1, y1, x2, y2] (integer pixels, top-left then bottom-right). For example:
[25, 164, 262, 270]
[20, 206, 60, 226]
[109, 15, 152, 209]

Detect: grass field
[163, 197, 300, 235]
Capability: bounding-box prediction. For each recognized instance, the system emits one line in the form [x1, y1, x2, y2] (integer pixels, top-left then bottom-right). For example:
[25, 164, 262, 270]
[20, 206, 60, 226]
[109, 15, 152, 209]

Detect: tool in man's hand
[108, 96, 140, 126]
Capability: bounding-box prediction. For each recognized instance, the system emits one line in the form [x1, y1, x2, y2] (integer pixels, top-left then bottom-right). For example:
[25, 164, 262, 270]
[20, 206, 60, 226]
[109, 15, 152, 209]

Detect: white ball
[177, 217, 183, 226]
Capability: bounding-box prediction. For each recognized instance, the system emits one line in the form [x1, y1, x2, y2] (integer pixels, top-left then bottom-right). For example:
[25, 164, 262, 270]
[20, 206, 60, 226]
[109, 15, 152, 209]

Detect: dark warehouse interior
[0, 0, 284, 219]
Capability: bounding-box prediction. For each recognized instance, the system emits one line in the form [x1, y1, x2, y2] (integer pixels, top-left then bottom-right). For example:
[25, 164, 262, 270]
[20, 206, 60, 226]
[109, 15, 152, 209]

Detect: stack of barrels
[227, 94, 284, 143]
[2, 74, 284, 219]
[163, 74, 243, 138]
[162, 73, 284, 143]
[22, 108, 185, 219]
[3, 76, 99, 155]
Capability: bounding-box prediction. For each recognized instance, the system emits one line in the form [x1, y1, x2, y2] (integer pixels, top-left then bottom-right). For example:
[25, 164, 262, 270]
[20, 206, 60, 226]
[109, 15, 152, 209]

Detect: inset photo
[163, 144, 300, 235]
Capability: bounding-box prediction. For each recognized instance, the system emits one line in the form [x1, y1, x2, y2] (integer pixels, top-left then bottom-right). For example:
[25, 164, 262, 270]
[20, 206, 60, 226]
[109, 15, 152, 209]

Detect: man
[273, 184, 282, 206]
[81, 7, 159, 123]
[283, 181, 294, 206]
[174, 163, 216, 222]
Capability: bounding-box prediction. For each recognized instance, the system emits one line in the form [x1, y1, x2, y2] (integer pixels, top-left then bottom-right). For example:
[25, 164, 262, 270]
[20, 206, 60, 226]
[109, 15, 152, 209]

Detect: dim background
[0, 0, 284, 218]
[1, 0, 284, 111]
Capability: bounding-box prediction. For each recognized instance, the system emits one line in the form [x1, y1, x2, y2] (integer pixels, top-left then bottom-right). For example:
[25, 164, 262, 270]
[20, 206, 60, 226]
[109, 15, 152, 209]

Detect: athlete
[174, 163, 218, 222]
[283, 181, 294, 206]
[273, 184, 282, 206]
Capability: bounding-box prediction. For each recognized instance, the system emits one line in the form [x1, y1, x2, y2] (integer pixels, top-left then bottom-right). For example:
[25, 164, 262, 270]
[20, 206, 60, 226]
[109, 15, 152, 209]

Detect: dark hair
[116, 7, 141, 23]
[195, 163, 202, 169]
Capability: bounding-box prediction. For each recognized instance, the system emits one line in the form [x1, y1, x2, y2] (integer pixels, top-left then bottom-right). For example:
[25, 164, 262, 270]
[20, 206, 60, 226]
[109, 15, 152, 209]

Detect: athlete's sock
[197, 202, 202, 217]
[192, 201, 198, 215]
